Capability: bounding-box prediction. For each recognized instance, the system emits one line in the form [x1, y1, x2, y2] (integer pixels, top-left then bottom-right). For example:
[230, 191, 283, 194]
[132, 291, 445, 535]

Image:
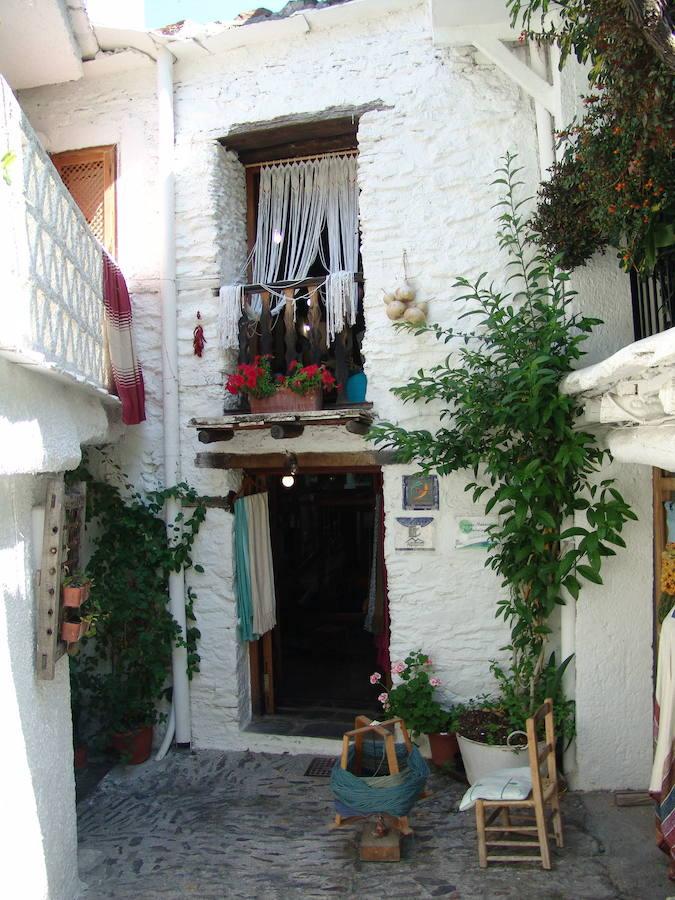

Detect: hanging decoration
[218, 154, 359, 352]
[192, 311, 206, 357]
[383, 250, 428, 326]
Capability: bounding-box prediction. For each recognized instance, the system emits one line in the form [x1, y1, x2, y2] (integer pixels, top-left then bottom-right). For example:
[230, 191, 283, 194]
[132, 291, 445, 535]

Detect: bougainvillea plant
[226, 356, 337, 399]
[507, 0, 675, 272]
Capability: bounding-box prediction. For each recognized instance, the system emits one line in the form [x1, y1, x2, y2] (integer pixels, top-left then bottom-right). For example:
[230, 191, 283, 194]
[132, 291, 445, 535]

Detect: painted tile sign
[402, 474, 439, 510]
[395, 517, 435, 551]
[455, 516, 498, 549]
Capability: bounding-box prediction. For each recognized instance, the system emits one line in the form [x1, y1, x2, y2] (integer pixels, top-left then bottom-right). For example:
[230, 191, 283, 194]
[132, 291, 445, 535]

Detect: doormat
[304, 756, 336, 777]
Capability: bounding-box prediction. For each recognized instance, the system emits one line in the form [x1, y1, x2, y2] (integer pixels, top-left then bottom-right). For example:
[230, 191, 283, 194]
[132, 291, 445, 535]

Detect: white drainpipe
[157, 45, 191, 748]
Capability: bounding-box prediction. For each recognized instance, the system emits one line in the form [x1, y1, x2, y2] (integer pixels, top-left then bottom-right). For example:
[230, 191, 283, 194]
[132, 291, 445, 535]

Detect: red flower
[321, 370, 336, 387]
[300, 364, 319, 377]
[288, 360, 299, 371]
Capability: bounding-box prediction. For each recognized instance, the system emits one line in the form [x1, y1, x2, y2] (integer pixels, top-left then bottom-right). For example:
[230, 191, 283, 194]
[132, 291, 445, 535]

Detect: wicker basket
[249, 387, 321, 413]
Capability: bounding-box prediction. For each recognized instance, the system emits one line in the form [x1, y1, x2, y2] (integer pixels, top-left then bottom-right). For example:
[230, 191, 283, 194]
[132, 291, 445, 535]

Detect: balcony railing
[0, 76, 110, 392]
[630, 248, 675, 341]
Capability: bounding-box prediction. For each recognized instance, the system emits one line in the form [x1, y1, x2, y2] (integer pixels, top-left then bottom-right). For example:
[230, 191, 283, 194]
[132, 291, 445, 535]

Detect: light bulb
[273, 230, 283, 244]
[281, 474, 295, 488]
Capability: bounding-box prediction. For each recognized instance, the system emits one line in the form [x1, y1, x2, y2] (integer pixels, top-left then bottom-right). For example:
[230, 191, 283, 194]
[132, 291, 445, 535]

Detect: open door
[248, 468, 388, 724]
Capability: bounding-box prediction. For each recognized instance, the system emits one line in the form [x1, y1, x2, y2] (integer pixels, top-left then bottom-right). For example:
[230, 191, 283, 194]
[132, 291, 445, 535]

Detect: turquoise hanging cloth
[234, 497, 257, 642]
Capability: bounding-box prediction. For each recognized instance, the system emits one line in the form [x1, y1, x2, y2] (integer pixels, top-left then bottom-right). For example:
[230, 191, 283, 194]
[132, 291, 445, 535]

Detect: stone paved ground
[78, 750, 670, 900]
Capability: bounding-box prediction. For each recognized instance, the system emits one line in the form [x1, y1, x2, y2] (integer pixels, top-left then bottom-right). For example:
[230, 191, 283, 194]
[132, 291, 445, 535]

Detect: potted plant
[369, 154, 636, 783]
[62, 571, 93, 608]
[225, 355, 336, 413]
[74, 459, 205, 765]
[371, 650, 458, 766]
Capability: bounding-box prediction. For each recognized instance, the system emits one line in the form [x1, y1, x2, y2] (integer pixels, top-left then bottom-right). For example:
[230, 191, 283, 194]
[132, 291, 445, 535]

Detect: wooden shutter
[52, 145, 117, 257]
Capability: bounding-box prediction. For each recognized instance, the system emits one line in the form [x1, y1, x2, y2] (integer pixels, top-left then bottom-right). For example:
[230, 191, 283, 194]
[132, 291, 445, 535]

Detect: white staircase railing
[0, 75, 110, 392]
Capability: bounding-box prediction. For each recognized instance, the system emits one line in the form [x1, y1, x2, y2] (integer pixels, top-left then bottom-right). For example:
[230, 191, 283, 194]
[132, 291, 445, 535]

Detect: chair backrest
[525, 698, 558, 797]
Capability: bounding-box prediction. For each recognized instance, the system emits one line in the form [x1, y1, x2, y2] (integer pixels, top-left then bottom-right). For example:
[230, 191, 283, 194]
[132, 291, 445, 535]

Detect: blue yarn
[330, 741, 429, 817]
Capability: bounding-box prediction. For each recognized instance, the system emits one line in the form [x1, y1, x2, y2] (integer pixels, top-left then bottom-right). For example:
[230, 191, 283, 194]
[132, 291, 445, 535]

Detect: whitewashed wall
[18, 0, 653, 788]
[0, 358, 113, 900]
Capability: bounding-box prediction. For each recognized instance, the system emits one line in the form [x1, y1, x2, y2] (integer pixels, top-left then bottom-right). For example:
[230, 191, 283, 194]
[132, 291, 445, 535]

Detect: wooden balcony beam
[195, 451, 398, 471]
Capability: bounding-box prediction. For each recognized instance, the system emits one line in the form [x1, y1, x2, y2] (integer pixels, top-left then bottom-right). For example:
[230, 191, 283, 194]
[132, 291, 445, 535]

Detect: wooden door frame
[246, 463, 384, 718]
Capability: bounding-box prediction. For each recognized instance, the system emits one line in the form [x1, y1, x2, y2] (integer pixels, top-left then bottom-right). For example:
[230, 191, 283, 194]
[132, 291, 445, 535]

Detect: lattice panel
[58, 160, 105, 244]
[22, 125, 106, 387]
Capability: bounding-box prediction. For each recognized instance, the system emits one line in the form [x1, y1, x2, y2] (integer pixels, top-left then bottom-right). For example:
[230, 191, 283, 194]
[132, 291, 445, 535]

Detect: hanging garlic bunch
[383, 281, 427, 326]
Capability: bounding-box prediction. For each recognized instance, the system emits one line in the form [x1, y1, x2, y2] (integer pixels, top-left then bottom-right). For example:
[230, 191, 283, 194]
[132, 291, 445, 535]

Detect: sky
[144, 0, 288, 28]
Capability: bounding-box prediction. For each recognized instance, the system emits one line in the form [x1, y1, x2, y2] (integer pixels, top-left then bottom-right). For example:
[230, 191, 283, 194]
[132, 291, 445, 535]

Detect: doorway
[247, 469, 388, 738]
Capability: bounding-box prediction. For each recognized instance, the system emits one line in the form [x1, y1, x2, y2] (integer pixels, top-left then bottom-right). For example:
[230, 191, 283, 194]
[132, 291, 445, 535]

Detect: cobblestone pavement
[78, 749, 669, 900]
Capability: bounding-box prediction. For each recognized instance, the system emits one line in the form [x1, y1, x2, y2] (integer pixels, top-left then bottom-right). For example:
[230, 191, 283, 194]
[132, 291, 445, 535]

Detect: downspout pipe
[157, 45, 192, 748]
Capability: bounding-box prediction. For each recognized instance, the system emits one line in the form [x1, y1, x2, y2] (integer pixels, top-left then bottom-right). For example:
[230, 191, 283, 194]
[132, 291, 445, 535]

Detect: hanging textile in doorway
[234, 492, 276, 641]
[650, 606, 675, 878]
[364, 492, 390, 673]
[219, 154, 359, 351]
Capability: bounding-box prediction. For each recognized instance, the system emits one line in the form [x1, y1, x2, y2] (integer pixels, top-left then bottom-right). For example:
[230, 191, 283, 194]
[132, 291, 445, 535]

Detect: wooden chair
[475, 698, 564, 869]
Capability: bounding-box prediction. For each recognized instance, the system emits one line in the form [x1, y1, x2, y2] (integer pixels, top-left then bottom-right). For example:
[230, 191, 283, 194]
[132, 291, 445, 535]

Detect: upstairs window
[222, 120, 365, 403]
[52, 145, 117, 257]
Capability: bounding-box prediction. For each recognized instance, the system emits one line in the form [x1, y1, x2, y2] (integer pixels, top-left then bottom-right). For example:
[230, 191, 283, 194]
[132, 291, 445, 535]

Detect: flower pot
[111, 724, 153, 765]
[62, 586, 86, 608]
[249, 387, 321, 413]
[61, 619, 90, 643]
[346, 371, 367, 403]
[457, 733, 530, 785]
[427, 731, 459, 767]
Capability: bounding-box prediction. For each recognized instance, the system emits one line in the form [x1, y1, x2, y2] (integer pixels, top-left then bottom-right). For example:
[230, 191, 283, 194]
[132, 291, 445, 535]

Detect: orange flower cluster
[662, 544, 675, 597]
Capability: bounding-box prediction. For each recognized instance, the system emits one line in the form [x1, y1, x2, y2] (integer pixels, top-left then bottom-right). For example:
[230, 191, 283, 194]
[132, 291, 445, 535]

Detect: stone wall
[18, 0, 654, 788]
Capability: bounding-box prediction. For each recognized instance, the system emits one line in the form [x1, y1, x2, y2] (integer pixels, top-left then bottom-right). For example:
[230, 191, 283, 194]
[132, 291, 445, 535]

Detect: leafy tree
[369, 155, 636, 717]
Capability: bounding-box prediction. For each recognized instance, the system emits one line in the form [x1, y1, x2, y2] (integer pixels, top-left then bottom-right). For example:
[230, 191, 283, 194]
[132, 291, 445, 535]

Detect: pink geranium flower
[369, 672, 382, 684]
[377, 692, 389, 705]
[430, 677, 441, 687]
[391, 661, 406, 675]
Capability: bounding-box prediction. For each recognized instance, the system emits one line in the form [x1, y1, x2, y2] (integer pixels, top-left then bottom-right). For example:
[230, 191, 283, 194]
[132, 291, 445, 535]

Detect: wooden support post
[270, 423, 304, 440]
[283, 287, 298, 370]
[260, 291, 273, 357]
[346, 419, 370, 435]
[307, 286, 323, 363]
[333, 329, 349, 404]
[36, 477, 66, 680]
[198, 428, 235, 443]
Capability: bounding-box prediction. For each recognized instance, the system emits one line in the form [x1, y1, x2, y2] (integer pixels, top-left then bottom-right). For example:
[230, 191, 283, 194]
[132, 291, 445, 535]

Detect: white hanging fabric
[253, 154, 359, 344]
[219, 284, 244, 351]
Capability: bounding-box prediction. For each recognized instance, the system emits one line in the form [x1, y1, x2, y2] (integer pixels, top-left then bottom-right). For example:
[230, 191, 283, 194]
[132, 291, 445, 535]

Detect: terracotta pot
[73, 744, 88, 770]
[111, 725, 153, 765]
[249, 387, 321, 413]
[62, 586, 86, 608]
[427, 731, 459, 767]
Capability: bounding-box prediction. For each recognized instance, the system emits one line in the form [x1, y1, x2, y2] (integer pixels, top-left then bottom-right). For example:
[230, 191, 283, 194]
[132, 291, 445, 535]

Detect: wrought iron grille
[630, 249, 675, 341]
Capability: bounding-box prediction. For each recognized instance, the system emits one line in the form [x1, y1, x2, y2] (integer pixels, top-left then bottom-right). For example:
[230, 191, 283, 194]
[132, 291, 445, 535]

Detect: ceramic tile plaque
[402, 474, 439, 510]
[394, 516, 435, 551]
[454, 516, 498, 549]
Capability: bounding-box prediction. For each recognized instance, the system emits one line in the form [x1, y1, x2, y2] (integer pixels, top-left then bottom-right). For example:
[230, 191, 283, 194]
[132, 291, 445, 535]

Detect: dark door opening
[248, 469, 388, 736]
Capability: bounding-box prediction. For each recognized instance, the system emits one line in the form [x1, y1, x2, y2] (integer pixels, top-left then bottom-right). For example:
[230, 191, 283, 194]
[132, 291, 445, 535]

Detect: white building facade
[0, 3, 661, 893]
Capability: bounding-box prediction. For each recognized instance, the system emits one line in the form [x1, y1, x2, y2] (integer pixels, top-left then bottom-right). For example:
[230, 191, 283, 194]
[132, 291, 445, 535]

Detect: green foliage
[375, 650, 452, 737]
[73, 455, 206, 736]
[1, 151, 15, 185]
[507, 0, 675, 272]
[369, 154, 636, 728]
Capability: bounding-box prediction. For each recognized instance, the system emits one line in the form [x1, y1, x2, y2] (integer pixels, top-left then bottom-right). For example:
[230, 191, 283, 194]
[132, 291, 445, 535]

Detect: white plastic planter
[457, 734, 530, 784]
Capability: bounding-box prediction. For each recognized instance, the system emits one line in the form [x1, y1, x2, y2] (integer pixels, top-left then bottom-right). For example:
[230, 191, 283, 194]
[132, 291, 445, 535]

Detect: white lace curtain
[220, 154, 359, 349]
